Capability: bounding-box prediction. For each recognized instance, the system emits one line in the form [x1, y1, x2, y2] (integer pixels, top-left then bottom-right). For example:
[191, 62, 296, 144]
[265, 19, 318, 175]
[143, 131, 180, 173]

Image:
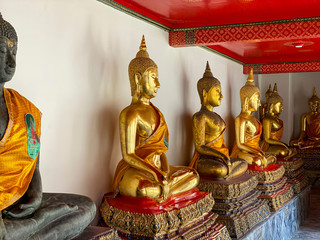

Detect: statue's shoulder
[119, 104, 140, 121]
[5, 88, 41, 115]
[192, 110, 205, 122]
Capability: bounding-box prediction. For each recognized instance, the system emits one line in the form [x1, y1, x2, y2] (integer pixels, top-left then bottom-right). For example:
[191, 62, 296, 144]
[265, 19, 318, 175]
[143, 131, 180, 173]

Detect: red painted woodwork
[104, 188, 206, 214]
[103, 0, 320, 73]
[111, 0, 320, 29]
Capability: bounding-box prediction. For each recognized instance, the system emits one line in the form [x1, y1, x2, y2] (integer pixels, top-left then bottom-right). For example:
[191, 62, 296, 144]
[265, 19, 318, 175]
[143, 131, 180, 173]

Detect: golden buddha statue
[290, 87, 320, 149]
[100, 37, 230, 240]
[261, 84, 294, 157]
[112, 36, 199, 200]
[259, 84, 273, 121]
[190, 62, 248, 180]
[230, 69, 275, 168]
[261, 84, 308, 194]
[231, 70, 293, 212]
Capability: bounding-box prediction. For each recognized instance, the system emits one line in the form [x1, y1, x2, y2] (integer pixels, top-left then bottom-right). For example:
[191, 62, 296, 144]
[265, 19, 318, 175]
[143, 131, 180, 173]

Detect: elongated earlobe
[134, 73, 142, 96]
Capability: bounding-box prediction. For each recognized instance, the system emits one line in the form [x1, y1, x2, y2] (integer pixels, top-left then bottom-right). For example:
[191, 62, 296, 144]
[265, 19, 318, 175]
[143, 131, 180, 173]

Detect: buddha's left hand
[4, 195, 42, 218]
[5, 158, 42, 218]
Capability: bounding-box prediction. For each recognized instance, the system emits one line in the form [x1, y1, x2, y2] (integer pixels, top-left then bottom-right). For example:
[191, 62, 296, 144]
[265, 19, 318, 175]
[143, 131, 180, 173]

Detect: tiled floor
[290, 181, 320, 240]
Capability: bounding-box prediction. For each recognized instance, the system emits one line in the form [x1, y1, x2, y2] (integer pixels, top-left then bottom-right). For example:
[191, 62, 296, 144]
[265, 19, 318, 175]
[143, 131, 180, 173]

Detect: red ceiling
[100, 0, 320, 73]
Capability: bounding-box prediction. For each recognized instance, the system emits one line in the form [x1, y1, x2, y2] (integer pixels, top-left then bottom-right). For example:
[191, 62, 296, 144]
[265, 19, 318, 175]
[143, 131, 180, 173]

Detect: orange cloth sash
[112, 103, 169, 193]
[230, 117, 262, 158]
[307, 114, 320, 139]
[0, 88, 41, 211]
[261, 117, 284, 151]
[189, 124, 229, 169]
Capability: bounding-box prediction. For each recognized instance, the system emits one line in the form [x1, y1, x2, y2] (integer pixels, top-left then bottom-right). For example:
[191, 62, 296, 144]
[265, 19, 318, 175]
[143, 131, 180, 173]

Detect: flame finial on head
[265, 84, 273, 97]
[135, 35, 150, 59]
[140, 35, 147, 51]
[273, 83, 278, 93]
[203, 61, 214, 78]
[247, 68, 254, 83]
[313, 87, 317, 96]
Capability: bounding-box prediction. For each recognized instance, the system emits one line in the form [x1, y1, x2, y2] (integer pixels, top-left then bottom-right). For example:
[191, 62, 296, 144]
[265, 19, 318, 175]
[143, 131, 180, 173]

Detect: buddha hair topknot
[0, 13, 18, 42]
[197, 61, 221, 103]
[128, 35, 157, 96]
[267, 83, 283, 106]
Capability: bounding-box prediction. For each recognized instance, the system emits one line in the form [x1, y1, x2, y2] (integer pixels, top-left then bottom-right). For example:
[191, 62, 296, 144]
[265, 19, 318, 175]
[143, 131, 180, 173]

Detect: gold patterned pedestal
[296, 147, 320, 179]
[276, 156, 309, 194]
[247, 164, 294, 212]
[100, 188, 231, 240]
[197, 173, 270, 238]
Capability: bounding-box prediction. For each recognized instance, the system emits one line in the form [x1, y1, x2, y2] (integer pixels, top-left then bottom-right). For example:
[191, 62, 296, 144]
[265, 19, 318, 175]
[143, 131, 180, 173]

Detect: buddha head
[0, 13, 17, 84]
[240, 69, 261, 112]
[197, 62, 222, 108]
[266, 83, 283, 115]
[128, 36, 159, 100]
[308, 87, 320, 113]
[265, 84, 273, 101]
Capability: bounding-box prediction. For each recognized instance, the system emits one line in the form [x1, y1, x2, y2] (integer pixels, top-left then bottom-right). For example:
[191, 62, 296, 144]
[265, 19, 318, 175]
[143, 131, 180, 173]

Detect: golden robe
[112, 104, 169, 193]
[0, 88, 41, 211]
[190, 124, 229, 169]
[261, 117, 284, 151]
[230, 117, 262, 159]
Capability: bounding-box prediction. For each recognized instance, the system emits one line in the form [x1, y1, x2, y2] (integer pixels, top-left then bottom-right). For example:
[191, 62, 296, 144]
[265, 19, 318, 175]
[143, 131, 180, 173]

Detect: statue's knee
[197, 159, 227, 178]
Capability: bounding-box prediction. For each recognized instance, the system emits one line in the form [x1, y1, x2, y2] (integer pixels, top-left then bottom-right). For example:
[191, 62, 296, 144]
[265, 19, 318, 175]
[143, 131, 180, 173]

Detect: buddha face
[0, 36, 17, 84]
[248, 92, 261, 112]
[139, 67, 159, 99]
[309, 101, 318, 113]
[273, 102, 283, 115]
[206, 85, 223, 107]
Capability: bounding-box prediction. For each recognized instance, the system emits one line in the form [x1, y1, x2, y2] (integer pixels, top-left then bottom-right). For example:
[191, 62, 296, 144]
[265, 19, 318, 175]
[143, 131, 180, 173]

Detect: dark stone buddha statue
[0, 13, 96, 240]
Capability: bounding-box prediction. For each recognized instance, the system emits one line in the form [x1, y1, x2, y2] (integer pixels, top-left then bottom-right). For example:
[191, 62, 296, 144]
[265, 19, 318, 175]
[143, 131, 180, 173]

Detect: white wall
[0, 0, 247, 211]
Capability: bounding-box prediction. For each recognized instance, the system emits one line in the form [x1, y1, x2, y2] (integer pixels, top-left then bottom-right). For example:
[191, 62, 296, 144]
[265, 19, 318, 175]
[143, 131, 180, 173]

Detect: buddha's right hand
[160, 179, 170, 199]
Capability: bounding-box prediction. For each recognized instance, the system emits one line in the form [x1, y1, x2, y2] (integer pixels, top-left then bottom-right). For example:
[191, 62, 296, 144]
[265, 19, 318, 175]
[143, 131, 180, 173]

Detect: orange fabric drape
[0, 88, 41, 211]
[261, 117, 284, 151]
[230, 118, 262, 158]
[307, 114, 320, 139]
[112, 103, 169, 193]
[189, 127, 229, 169]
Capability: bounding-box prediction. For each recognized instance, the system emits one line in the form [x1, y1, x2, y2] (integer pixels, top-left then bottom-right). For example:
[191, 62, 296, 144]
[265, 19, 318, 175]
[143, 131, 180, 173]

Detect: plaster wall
[1, 0, 246, 208]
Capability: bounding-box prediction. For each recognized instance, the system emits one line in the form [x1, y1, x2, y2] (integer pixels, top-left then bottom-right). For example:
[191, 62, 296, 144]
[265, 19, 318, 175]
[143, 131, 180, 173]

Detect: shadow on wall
[179, 64, 194, 166]
[292, 81, 310, 139]
[82, 21, 124, 203]
[225, 67, 236, 150]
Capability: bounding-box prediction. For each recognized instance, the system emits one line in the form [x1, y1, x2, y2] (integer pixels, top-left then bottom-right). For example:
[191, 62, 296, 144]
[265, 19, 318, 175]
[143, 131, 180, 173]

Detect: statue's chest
[206, 115, 225, 137]
[245, 119, 259, 136]
[137, 109, 160, 138]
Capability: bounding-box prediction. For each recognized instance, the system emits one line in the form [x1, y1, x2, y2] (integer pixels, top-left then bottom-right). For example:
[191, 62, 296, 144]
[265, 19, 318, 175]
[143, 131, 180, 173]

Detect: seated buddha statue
[0, 13, 95, 240]
[259, 84, 273, 121]
[230, 69, 275, 168]
[261, 84, 296, 158]
[112, 36, 199, 200]
[190, 62, 248, 180]
[290, 87, 320, 149]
